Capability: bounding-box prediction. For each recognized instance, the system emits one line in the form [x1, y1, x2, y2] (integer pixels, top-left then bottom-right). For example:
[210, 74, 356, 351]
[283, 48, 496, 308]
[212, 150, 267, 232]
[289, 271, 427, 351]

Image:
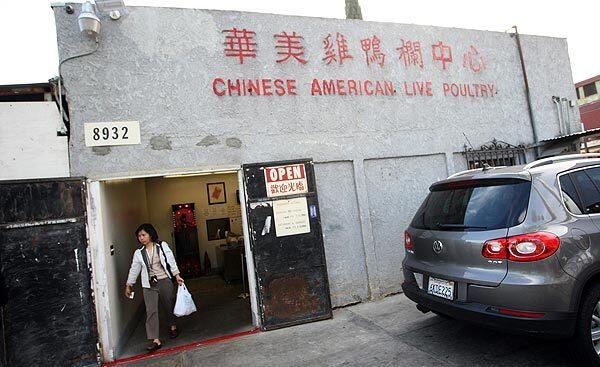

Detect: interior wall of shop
[100, 179, 149, 356]
[145, 173, 243, 269]
[0, 102, 69, 180]
[54, 6, 581, 305]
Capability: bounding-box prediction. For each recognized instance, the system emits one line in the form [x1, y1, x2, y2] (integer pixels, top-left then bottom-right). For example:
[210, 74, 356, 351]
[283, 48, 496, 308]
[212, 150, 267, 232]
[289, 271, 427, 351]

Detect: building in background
[577, 74, 600, 126]
[576, 74, 600, 152]
[0, 82, 69, 180]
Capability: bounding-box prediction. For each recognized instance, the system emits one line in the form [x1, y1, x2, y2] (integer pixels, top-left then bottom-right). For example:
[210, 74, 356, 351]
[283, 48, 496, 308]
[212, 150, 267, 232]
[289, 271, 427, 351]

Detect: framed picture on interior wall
[206, 218, 231, 241]
[207, 182, 226, 205]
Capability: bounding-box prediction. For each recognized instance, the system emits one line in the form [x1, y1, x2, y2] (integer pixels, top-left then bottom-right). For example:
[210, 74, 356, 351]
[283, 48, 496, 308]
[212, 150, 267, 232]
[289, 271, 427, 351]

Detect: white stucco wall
[0, 102, 69, 180]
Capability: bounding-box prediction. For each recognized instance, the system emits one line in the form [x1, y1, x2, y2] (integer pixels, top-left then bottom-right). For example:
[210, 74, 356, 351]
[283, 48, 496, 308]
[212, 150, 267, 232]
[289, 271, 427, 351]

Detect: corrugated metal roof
[540, 127, 600, 142]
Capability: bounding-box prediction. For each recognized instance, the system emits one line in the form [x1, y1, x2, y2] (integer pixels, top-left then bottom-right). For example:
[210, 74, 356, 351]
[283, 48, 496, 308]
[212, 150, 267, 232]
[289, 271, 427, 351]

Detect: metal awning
[539, 127, 600, 143]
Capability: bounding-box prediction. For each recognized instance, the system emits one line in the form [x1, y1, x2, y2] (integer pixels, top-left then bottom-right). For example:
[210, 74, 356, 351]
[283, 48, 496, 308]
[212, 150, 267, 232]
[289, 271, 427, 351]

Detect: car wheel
[570, 283, 600, 367]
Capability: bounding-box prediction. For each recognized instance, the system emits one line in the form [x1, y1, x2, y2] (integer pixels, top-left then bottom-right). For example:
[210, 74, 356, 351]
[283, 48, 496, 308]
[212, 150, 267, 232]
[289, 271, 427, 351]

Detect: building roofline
[576, 74, 600, 88]
[0, 82, 51, 89]
[52, 4, 569, 41]
[0, 83, 52, 97]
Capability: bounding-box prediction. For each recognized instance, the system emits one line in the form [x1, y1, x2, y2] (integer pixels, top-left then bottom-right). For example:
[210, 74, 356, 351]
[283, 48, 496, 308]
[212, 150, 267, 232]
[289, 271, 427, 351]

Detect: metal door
[0, 178, 98, 367]
[243, 159, 332, 330]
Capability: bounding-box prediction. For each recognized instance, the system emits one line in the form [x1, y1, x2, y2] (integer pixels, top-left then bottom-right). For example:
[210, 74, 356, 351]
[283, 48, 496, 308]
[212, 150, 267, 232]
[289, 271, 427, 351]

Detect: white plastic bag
[174, 284, 197, 317]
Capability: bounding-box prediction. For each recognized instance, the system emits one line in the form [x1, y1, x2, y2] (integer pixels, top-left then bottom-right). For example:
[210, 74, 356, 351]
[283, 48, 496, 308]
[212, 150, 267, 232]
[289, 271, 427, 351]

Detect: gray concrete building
[43, 3, 582, 363]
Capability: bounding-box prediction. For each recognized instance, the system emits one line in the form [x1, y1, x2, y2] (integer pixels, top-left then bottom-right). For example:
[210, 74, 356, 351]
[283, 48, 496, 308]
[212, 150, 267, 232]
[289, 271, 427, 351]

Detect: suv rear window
[411, 178, 531, 231]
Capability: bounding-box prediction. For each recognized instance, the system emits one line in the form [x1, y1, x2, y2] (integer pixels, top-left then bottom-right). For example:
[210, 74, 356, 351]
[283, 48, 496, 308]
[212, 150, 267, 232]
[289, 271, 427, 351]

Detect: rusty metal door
[0, 178, 98, 367]
[243, 159, 332, 330]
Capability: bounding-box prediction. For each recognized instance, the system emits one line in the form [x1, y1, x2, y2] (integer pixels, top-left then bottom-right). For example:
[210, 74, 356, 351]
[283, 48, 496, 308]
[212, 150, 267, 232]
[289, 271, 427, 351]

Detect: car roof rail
[447, 168, 483, 179]
[447, 165, 508, 179]
[523, 153, 600, 170]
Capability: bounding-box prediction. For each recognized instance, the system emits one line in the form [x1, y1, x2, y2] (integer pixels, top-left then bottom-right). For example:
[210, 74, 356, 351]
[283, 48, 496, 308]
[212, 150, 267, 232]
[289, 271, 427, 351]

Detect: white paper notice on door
[272, 197, 311, 237]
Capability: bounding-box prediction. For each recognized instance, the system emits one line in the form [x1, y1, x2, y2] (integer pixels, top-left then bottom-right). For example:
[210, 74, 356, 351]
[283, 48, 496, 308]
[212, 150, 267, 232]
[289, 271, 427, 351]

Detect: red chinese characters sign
[220, 27, 489, 72]
[214, 26, 498, 100]
[264, 164, 309, 198]
[360, 35, 385, 68]
[463, 45, 486, 73]
[397, 40, 423, 69]
[275, 32, 307, 64]
[431, 41, 453, 71]
[323, 33, 353, 65]
[223, 28, 257, 64]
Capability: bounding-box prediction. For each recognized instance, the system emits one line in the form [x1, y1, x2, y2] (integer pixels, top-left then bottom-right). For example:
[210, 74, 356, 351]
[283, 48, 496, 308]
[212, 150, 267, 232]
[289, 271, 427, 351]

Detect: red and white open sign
[264, 164, 308, 198]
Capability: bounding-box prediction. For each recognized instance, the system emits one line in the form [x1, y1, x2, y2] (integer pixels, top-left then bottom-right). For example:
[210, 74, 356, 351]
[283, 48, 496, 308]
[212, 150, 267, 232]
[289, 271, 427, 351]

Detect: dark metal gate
[243, 159, 332, 330]
[0, 178, 98, 367]
[463, 139, 527, 169]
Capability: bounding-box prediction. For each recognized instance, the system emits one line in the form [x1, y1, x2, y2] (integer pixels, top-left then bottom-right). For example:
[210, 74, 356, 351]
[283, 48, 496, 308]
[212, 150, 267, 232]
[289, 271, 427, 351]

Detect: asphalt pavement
[119, 294, 577, 367]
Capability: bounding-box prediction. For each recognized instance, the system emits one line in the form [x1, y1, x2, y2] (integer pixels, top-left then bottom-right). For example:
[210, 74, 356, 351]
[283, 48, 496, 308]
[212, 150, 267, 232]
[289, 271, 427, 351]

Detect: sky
[0, 0, 597, 85]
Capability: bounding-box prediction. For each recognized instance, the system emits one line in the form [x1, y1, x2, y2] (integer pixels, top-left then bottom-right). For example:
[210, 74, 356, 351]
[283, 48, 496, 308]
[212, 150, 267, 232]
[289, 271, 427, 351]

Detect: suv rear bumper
[402, 282, 576, 338]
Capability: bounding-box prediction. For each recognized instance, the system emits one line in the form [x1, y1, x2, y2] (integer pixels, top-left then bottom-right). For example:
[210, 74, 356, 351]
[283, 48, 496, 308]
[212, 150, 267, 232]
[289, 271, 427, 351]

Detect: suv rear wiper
[435, 223, 489, 230]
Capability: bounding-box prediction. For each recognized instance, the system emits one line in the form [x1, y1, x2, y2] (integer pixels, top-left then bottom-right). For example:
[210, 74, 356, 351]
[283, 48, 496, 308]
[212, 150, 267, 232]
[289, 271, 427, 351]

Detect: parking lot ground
[116, 294, 576, 367]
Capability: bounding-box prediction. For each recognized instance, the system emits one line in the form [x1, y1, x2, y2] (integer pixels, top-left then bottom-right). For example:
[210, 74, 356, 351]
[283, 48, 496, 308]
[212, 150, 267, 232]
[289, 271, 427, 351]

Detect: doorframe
[237, 170, 261, 327]
[85, 166, 261, 362]
[86, 180, 114, 361]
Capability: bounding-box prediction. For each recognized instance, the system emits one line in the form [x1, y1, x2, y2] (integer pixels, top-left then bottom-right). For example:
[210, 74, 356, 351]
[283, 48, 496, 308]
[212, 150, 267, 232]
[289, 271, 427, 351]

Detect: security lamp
[78, 1, 101, 37]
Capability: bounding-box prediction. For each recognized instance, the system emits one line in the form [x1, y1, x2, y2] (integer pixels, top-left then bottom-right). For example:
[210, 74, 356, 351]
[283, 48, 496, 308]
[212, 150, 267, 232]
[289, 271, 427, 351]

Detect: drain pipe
[562, 97, 572, 134]
[552, 96, 564, 135]
[559, 98, 567, 134]
[511, 26, 539, 158]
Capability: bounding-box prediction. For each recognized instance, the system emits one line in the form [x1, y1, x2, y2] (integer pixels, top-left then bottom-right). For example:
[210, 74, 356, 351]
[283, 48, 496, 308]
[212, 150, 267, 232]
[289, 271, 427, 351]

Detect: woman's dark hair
[135, 223, 159, 243]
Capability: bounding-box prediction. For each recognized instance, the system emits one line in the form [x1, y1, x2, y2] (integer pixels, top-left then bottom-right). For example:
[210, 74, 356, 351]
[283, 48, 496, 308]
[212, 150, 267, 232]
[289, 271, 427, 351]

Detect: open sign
[264, 164, 308, 197]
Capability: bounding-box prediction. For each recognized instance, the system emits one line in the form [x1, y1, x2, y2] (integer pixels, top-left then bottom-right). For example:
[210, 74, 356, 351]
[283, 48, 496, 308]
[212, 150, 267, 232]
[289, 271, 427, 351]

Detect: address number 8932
[92, 126, 129, 141]
[84, 121, 141, 147]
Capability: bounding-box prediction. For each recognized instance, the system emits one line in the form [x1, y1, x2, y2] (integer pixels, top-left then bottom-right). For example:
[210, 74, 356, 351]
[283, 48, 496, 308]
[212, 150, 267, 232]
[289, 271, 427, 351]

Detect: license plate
[427, 277, 454, 300]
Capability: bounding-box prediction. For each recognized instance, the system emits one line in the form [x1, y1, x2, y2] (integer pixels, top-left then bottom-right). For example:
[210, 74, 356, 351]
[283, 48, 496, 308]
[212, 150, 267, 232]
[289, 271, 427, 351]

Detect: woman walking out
[125, 223, 184, 352]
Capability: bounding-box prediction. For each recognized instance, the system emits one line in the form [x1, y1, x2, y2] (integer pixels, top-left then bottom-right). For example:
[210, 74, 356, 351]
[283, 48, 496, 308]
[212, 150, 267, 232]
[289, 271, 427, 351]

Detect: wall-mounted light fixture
[78, 1, 101, 37]
[77, 0, 126, 37]
[56, 0, 127, 136]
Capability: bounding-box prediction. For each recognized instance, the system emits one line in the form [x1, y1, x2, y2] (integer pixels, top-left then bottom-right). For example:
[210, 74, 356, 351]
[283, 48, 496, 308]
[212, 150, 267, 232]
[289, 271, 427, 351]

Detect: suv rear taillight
[482, 232, 560, 262]
[404, 231, 413, 251]
[482, 238, 508, 259]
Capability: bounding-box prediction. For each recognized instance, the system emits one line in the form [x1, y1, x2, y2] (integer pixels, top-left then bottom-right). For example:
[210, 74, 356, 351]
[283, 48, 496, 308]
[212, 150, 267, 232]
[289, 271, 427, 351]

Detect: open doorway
[93, 170, 256, 360]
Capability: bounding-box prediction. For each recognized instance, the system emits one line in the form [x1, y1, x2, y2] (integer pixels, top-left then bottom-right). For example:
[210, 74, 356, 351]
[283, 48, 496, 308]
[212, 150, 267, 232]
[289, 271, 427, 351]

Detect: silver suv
[402, 154, 600, 366]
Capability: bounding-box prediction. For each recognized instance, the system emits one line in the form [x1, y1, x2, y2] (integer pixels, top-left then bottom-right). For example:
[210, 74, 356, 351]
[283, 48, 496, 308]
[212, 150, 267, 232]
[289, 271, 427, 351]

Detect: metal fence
[463, 139, 526, 169]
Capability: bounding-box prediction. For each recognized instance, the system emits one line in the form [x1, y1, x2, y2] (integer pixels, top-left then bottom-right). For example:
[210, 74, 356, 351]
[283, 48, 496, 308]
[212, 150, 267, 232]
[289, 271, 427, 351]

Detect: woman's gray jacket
[126, 241, 179, 288]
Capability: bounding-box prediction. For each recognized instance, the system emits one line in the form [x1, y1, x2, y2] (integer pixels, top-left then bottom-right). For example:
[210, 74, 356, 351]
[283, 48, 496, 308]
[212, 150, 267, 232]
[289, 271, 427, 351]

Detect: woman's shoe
[146, 341, 162, 352]
[169, 327, 179, 339]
